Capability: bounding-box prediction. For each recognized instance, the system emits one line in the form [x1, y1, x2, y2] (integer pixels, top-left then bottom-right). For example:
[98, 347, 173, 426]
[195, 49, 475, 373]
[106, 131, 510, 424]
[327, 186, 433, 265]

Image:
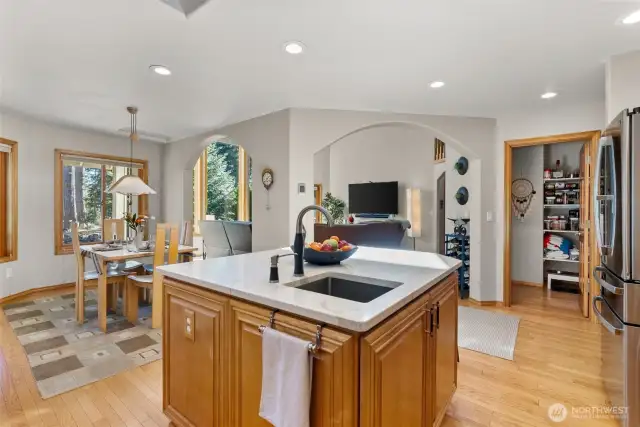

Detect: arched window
[193, 141, 252, 232]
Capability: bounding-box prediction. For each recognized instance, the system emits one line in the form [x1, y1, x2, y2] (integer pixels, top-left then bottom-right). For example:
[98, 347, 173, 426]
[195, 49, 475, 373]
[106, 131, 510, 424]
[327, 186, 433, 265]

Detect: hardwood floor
[0, 285, 617, 427]
[0, 290, 171, 427]
[444, 285, 616, 427]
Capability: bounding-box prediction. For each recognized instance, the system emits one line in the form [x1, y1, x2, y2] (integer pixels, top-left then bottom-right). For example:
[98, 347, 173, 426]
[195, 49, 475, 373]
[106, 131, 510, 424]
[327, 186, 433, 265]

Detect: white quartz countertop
[157, 247, 461, 332]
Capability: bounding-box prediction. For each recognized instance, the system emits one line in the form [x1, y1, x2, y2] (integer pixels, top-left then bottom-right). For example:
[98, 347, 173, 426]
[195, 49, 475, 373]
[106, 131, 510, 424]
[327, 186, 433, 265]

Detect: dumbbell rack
[445, 229, 470, 299]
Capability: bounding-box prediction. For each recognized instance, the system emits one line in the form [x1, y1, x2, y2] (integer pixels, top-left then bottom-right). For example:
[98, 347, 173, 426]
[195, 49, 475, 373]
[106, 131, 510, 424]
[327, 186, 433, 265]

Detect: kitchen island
[157, 246, 461, 427]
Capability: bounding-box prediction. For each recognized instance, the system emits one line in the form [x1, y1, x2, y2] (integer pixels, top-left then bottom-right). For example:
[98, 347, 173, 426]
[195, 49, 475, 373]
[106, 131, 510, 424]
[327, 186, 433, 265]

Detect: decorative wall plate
[454, 156, 469, 175]
[455, 187, 469, 205]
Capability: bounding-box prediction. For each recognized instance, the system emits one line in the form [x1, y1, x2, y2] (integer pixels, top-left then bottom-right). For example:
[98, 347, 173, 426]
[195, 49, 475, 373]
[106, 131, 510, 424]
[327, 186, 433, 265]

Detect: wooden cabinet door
[229, 300, 357, 427]
[360, 295, 432, 427]
[432, 280, 458, 427]
[163, 282, 228, 427]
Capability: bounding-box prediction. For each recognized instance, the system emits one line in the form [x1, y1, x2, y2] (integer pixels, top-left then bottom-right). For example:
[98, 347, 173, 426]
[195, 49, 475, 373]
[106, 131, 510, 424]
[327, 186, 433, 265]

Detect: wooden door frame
[503, 130, 601, 315]
[437, 172, 446, 255]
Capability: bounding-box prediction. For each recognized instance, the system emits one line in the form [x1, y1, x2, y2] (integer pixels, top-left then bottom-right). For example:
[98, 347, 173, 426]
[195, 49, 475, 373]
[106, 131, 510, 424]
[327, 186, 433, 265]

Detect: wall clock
[262, 168, 274, 190]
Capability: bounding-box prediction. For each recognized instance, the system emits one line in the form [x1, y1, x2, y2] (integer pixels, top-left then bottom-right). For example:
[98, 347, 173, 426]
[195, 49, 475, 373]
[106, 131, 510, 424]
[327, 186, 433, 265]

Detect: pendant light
[107, 106, 157, 195]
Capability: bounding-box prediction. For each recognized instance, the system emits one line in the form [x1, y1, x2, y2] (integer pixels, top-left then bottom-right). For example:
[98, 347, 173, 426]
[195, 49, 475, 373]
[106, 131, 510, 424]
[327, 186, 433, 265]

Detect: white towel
[259, 328, 313, 427]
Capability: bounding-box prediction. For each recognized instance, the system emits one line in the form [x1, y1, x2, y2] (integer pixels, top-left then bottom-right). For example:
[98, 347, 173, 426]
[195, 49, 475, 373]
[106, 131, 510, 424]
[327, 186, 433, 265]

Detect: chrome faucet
[293, 205, 334, 277]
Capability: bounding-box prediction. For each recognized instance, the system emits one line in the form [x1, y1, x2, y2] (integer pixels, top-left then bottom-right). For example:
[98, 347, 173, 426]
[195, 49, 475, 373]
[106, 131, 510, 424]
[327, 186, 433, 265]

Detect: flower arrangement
[123, 212, 148, 234]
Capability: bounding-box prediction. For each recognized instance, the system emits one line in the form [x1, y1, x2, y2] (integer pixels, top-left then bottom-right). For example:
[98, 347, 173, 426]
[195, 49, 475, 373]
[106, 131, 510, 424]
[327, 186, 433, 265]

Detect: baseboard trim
[512, 280, 543, 288]
[0, 282, 75, 305]
[467, 297, 505, 307]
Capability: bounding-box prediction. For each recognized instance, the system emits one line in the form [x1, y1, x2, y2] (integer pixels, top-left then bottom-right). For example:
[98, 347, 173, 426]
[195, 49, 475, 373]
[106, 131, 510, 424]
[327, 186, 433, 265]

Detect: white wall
[161, 108, 496, 301]
[511, 145, 543, 284]
[289, 109, 496, 302]
[162, 109, 291, 252]
[0, 113, 164, 298]
[544, 141, 583, 172]
[495, 100, 606, 300]
[313, 146, 330, 201]
[324, 126, 435, 251]
[606, 50, 640, 122]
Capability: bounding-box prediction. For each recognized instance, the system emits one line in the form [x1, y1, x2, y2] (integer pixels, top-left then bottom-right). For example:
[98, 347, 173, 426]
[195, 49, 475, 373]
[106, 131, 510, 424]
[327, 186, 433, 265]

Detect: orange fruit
[341, 245, 352, 252]
[309, 242, 322, 251]
[330, 235, 340, 242]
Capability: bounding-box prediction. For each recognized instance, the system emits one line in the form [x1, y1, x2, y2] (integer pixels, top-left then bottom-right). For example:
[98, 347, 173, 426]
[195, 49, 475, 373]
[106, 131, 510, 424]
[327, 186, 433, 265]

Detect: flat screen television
[348, 181, 399, 214]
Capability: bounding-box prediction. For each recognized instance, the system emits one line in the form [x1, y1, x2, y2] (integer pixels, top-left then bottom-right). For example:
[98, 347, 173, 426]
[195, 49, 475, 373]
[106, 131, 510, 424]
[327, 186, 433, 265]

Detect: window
[54, 149, 149, 254]
[0, 138, 18, 263]
[193, 142, 251, 233]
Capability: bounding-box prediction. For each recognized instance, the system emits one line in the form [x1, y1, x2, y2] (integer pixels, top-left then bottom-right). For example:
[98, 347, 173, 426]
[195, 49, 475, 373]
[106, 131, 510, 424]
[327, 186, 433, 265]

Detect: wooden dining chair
[124, 223, 179, 323]
[72, 223, 130, 324]
[179, 220, 194, 261]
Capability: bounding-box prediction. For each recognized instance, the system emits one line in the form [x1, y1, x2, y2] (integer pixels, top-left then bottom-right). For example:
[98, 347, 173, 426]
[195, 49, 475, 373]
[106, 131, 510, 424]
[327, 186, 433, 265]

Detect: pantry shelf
[544, 204, 580, 209]
[543, 257, 580, 263]
[543, 177, 582, 182]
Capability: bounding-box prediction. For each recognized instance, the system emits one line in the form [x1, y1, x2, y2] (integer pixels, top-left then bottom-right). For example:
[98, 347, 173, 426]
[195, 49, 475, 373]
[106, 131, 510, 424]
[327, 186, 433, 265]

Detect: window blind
[60, 153, 144, 169]
[0, 143, 12, 153]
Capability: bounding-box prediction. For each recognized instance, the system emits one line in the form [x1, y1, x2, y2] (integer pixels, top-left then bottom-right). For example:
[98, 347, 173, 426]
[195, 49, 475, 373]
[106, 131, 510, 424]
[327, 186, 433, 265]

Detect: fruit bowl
[290, 245, 359, 266]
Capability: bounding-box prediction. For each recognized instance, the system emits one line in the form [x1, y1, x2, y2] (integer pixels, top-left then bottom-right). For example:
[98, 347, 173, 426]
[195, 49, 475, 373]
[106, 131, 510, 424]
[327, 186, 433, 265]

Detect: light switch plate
[184, 309, 195, 341]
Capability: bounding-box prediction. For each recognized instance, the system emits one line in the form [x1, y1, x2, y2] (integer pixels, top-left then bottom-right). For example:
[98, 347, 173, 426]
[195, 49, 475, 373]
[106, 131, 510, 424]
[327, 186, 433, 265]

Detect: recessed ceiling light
[622, 9, 640, 25]
[430, 81, 445, 88]
[149, 65, 171, 76]
[284, 42, 305, 55]
[541, 92, 557, 99]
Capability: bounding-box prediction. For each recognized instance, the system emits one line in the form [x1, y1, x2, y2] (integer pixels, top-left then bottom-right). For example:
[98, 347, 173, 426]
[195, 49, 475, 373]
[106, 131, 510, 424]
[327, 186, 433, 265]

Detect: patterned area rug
[1, 290, 162, 399]
[458, 306, 520, 361]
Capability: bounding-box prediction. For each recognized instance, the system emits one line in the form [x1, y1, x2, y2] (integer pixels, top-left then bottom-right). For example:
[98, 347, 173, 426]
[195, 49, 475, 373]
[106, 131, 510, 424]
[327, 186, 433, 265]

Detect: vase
[134, 231, 144, 250]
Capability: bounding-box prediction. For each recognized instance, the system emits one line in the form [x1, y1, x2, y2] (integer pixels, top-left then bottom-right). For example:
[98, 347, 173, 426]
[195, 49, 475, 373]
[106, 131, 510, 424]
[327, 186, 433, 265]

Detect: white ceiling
[0, 0, 638, 142]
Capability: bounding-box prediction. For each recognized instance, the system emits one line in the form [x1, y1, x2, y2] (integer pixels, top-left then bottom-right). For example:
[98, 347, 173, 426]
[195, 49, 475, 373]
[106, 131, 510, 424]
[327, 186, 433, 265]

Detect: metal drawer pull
[258, 309, 322, 354]
[593, 266, 624, 295]
[592, 296, 623, 336]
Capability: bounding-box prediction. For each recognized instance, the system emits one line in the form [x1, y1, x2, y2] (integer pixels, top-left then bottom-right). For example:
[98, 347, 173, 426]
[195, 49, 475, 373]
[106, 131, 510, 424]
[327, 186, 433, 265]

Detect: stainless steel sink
[294, 275, 401, 303]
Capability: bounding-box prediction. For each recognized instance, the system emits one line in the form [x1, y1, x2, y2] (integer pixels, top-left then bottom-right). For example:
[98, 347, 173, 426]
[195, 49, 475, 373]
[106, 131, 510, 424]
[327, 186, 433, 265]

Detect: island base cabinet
[162, 273, 457, 427]
[360, 291, 433, 427]
[229, 300, 358, 427]
[163, 283, 228, 427]
[432, 280, 459, 427]
[360, 273, 458, 427]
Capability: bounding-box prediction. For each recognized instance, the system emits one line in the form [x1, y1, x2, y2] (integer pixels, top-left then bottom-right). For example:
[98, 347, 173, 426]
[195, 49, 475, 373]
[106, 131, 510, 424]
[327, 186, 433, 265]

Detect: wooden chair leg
[125, 278, 139, 324]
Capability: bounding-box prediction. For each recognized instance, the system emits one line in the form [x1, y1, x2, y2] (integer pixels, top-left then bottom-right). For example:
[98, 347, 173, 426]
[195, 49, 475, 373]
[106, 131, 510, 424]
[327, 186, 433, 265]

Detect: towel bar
[257, 309, 323, 354]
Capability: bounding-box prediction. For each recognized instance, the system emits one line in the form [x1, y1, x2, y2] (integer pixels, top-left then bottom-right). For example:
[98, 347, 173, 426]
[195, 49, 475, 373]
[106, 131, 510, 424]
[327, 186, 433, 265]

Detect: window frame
[193, 144, 250, 235]
[54, 149, 149, 255]
[0, 137, 18, 263]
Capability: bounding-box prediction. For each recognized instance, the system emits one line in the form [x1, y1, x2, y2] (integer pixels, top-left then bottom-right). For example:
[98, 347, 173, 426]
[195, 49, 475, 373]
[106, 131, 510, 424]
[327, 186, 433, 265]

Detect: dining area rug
[458, 306, 520, 361]
[2, 290, 161, 398]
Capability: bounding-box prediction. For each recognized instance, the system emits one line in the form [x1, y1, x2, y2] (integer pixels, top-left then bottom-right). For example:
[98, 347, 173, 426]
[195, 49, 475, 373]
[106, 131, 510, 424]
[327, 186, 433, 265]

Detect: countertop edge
[159, 263, 460, 333]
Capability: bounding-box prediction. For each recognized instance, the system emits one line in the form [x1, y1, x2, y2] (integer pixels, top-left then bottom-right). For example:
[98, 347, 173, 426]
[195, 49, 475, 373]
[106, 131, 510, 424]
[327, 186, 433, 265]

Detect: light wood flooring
[1, 285, 617, 427]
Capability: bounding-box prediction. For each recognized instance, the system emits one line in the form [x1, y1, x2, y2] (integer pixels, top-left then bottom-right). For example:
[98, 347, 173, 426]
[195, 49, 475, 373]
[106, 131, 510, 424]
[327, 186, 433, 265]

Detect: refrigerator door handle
[594, 136, 616, 256]
[593, 296, 624, 335]
[594, 136, 605, 253]
[593, 266, 624, 295]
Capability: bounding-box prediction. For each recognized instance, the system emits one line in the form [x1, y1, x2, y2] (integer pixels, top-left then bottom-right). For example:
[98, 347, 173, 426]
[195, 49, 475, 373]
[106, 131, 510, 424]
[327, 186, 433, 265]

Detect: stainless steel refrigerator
[593, 108, 640, 427]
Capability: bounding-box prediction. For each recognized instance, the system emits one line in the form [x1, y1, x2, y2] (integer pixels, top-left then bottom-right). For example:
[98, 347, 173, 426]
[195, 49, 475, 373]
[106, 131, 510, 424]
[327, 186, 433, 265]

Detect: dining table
[79, 244, 198, 332]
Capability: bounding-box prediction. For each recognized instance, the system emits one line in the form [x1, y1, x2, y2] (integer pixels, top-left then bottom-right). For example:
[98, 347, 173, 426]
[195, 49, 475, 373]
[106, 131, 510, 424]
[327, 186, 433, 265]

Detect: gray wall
[0, 113, 164, 298]
[162, 110, 291, 252]
[511, 145, 543, 284]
